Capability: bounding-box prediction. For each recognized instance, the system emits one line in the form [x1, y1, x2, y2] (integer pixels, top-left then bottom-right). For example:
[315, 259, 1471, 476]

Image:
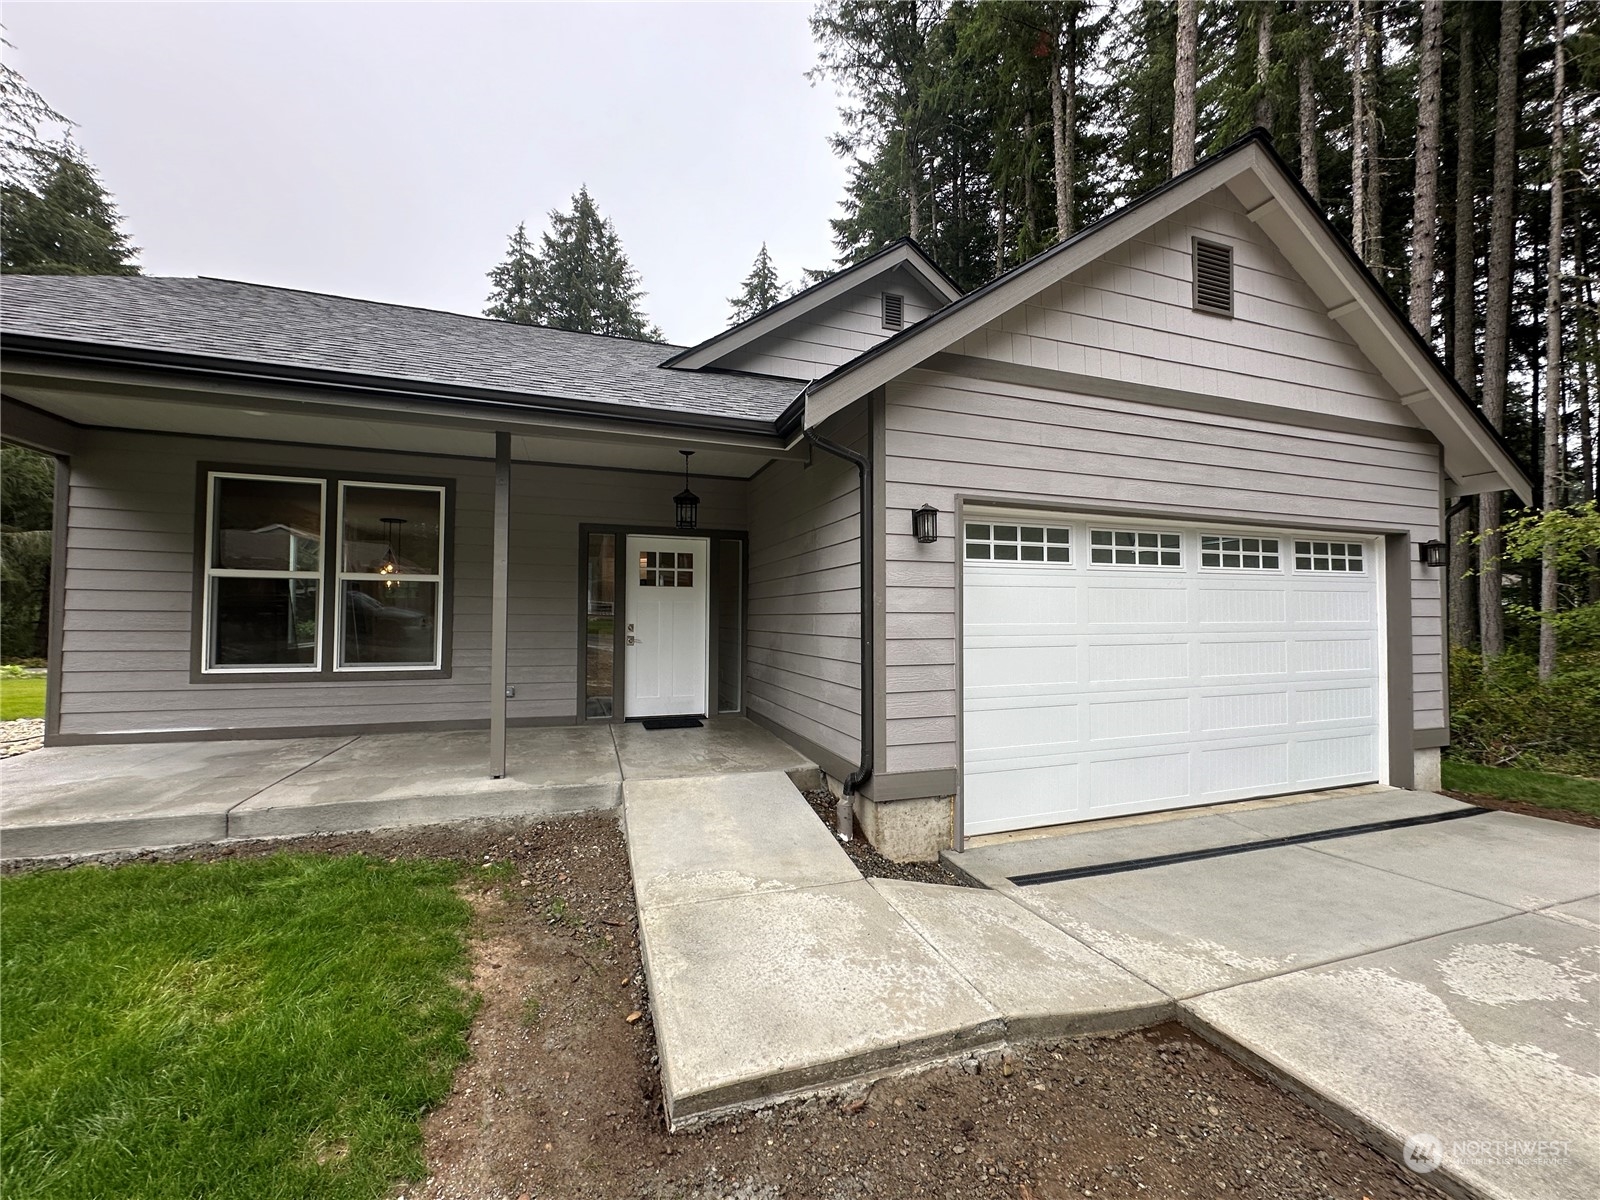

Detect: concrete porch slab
[612, 715, 820, 786]
[1184, 911, 1600, 1200]
[228, 725, 623, 840]
[871, 879, 1174, 1038]
[623, 771, 857, 909]
[0, 737, 353, 857]
[639, 878, 1004, 1126]
[1008, 845, 1517, 998]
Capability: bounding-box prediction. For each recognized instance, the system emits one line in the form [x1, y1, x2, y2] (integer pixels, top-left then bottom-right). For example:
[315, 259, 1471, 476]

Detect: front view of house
[0, 136, 1529, 858]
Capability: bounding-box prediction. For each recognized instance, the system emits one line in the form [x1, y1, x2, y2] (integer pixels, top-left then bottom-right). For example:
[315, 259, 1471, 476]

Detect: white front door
[624, 536, 710, 719]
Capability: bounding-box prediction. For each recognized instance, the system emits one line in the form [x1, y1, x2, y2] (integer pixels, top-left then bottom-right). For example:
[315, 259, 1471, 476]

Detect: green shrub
[1448, 648, 1600, 776]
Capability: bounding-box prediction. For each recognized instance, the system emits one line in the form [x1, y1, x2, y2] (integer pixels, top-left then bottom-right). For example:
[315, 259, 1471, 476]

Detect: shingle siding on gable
[719, 270, 944, 381]
[56, 430, 747, 737]
[948, 190, 1419, 429]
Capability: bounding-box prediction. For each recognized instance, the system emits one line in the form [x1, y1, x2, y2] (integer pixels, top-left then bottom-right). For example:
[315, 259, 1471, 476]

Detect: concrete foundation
[853, 793, 953, 862]
[1413, 747, 1443, 793]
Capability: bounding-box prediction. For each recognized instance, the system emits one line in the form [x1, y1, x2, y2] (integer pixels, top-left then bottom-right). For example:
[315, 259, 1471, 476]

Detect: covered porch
[0, 714, 820, 859]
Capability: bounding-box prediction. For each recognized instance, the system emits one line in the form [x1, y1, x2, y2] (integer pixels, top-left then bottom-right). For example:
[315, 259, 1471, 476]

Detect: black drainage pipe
[803, 424, 872, 840]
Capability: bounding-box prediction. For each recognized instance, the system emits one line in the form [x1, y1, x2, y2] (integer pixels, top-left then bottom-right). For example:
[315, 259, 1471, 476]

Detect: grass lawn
[0, 855, 476, 1200]
[0, 676, 46, 720]
[1442, 759, 1600, 819]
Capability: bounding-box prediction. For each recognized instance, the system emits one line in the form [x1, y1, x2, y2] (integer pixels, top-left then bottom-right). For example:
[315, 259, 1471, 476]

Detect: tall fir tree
[728, 244, 783, 324]
[483, 188, 661, 341]
[1, 140, 139, 275]
[483, 221, 539, 324]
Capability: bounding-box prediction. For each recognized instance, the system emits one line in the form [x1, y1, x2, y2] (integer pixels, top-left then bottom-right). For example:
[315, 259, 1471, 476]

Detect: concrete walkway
[627, 775, 1597, 1199]
[949, 788, 1600, 1200]
[0, 716, 817, 859]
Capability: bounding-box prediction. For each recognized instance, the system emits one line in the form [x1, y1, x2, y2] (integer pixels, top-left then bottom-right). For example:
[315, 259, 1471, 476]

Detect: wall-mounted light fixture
[1418, 539, 1446, 567]
[674, 450, 700, 530]
[913, 504, 939, 544]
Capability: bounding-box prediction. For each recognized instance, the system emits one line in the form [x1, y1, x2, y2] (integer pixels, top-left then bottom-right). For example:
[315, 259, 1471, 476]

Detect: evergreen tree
[483, 221, 539, 324]
[728, 243, 783, 324]
[530, 186, 661, 341]
[483, 188, 661, 341]
[1, 140, 139, 275]
[0, 50, 67, 187]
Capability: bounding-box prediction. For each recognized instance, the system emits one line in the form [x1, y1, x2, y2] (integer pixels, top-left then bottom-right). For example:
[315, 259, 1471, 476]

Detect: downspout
[803, 423, 873, 841]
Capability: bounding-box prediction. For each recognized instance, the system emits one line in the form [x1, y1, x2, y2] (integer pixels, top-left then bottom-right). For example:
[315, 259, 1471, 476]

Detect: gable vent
[881, 292, 905, 329]
[1192, 239, 1234, 316]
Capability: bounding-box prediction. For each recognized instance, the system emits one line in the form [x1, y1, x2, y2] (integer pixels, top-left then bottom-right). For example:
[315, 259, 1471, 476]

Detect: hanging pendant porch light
[674, 450, 700, 530]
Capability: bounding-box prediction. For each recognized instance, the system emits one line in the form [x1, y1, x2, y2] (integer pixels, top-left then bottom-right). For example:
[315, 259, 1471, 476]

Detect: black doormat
[640, 716, 704, 731]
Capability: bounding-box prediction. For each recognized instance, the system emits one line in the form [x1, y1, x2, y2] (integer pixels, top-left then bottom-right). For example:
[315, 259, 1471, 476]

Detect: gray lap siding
[882, 369, 1443, 776]
[56, 430, 746, 738]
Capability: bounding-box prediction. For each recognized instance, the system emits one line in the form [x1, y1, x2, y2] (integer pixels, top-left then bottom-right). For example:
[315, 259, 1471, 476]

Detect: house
[0, 134, 1529, 859]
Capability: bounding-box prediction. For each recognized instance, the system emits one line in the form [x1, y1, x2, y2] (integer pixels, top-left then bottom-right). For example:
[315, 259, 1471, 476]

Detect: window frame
[1291, 538, 1367, 574]
[963, 520, 1072, 566]
[192, 464, 454, 683]
[333, 480, 448, 672]
[1087, 527, 1184, 570]
[1198, 532, 1283, 572]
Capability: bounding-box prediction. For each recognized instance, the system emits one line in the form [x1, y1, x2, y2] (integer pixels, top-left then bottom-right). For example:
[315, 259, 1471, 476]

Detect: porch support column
[489, 431, 511, 779]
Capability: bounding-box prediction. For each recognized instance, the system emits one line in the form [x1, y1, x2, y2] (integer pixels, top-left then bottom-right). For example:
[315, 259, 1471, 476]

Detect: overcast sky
[5, 1, 851, 346]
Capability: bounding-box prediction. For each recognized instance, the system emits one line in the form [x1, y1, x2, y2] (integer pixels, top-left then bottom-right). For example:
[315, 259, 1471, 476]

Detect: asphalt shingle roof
[1, 276, 804, 425]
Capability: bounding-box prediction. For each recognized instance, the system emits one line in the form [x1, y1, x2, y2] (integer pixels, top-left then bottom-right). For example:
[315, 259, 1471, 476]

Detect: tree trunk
[1477, 0, 1523, 662]
[1408, 0, 1445, 336]
[1364, 2, 1384, 268]
[1449, 15, 1478, 650]
[1297, 0, 1319, 199]
[1255, 3, 1273, 130]
[995, 172, 1008, 272]
[1172, 0, 1198, 175]
[1064, 17, 1078, 235]
[1349, 0, 1370, 259]
[1539, 0, 1565, 681]
[1049, 15, 1070, 241]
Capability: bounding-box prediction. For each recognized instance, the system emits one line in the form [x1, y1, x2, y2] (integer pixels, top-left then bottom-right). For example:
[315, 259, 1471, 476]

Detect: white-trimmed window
[1293, 539, 1365, 572]
[201, 471, 448, 674]
[1201, 534, 1280, 570]
[965, 522, 1071, 563]
[1090, 528, 1181, 567]
[336, 482, 446, 669]
[203, 473, 326, 672]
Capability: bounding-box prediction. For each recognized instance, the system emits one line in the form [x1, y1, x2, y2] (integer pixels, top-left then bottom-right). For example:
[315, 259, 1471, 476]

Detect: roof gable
[663, 238, 961, 374]
[804, 135, 1530, 503]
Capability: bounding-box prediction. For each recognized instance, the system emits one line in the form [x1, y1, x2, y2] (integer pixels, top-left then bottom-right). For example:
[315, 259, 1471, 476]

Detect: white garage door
[962, 512, 1384, 836]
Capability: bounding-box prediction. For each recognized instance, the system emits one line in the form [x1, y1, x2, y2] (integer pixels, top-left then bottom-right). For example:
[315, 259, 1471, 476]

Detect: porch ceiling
[3, 374, 796, 479]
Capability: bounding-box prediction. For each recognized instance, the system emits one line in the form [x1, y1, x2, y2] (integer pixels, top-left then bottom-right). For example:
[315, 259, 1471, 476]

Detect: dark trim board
[45, 714, 577, 747]
[1, 395, 82, 455]
[1413, 727, 1449, 750]
[44, 455, 69, 740]
[861, 769, 958, 803]
[1383, 533, 1416, 788]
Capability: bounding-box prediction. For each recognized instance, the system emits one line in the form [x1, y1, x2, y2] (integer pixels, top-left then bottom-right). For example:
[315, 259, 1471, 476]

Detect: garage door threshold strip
[1007, 804, 1493, 885]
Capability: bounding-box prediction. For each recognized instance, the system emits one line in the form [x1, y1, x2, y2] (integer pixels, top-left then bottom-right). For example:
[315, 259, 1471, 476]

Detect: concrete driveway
[946, 788, 1600, 1200]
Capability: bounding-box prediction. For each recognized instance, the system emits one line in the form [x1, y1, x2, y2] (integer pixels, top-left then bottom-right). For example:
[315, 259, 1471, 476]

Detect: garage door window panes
[965, 523, 1070, 563]
[1090, 529, 1181, 566]
[1293, 540, 1364, 572]
[1201, 535, 1280, 570]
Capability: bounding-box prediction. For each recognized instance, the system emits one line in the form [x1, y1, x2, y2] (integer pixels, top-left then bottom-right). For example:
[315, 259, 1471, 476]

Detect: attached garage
[961, 510, 1384, 836]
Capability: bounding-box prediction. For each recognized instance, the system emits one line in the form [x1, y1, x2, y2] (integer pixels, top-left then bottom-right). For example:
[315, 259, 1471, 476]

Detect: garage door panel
[963, 512, 1382, 834]
[1196, 586, 1288, 625]
[1199, 741, 1290, 795]
[1087, 695, 1190, 742]
[1198, 689, 1290, 733]
[1086, 751, 1191, 812]
[1086, 641, 1189, 684]
[1086, 583, 1188, 626]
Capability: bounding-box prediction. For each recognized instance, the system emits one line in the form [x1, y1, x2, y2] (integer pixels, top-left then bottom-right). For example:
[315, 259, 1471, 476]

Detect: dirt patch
[1442, 790, 1600, 829]
[11, 815, 1441, 1199]
[801, 788, 977, 887]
